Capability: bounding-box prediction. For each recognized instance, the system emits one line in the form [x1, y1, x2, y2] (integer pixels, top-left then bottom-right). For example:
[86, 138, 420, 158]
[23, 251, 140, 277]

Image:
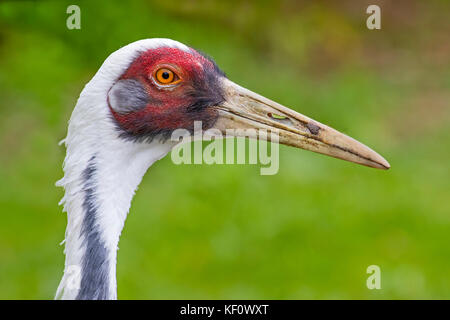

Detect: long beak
[212, 79, 390, 169]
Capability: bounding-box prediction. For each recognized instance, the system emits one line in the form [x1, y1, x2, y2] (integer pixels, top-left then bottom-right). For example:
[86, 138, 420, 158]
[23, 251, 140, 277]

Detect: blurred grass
[0, 0, 449, 299]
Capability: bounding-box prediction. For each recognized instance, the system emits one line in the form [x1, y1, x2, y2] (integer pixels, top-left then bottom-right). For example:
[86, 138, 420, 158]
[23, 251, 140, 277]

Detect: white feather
[56, 39, 188, 299]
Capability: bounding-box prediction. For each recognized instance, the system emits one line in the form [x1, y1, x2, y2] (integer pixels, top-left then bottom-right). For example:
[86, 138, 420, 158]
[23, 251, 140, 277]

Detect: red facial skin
[109, 47, 224, 140]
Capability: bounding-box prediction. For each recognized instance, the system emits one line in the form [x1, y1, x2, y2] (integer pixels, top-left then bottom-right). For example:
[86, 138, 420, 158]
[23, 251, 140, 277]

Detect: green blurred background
[0, 0, 449, 299]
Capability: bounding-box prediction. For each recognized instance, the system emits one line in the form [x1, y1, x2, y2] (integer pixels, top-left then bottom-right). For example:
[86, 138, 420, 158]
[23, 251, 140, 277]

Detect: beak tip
[372, 156, 390, 170]
[378, 163, 390, 170]
[381, 160, 391, 170]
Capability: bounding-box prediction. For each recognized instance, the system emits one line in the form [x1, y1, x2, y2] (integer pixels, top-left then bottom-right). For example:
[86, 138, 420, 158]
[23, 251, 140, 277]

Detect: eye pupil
[162, 72, 170, 79]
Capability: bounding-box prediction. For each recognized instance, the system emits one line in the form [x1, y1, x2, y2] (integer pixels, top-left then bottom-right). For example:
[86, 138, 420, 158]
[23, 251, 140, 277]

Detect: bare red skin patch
[109, 47, 224, 141]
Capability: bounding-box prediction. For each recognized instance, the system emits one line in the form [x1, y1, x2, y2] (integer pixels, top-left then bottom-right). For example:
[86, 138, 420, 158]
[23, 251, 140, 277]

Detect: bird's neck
[56, 138, 173, 300]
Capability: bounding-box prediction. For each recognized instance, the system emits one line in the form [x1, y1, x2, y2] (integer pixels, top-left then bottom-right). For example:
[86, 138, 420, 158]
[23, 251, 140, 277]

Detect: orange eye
[155, 68, 178, 85]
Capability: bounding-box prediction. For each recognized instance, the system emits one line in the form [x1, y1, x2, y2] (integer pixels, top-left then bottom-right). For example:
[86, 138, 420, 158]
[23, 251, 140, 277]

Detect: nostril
[307, 122, 320, 135]
[268, 112, 288, 120]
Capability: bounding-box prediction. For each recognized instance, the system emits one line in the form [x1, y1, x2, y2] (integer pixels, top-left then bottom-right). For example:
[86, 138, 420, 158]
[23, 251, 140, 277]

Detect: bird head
[100, 39, 389, 169]
[108, 45, 225, 141]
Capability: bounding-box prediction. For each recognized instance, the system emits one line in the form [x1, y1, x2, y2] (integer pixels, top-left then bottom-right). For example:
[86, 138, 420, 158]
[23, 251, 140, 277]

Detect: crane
[55, 38, 390, 300]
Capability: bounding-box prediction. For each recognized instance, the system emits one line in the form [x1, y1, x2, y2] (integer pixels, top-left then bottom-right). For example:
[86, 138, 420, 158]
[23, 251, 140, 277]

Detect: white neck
[55, 38, 188, 300]
[56, 136, 173, 300]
